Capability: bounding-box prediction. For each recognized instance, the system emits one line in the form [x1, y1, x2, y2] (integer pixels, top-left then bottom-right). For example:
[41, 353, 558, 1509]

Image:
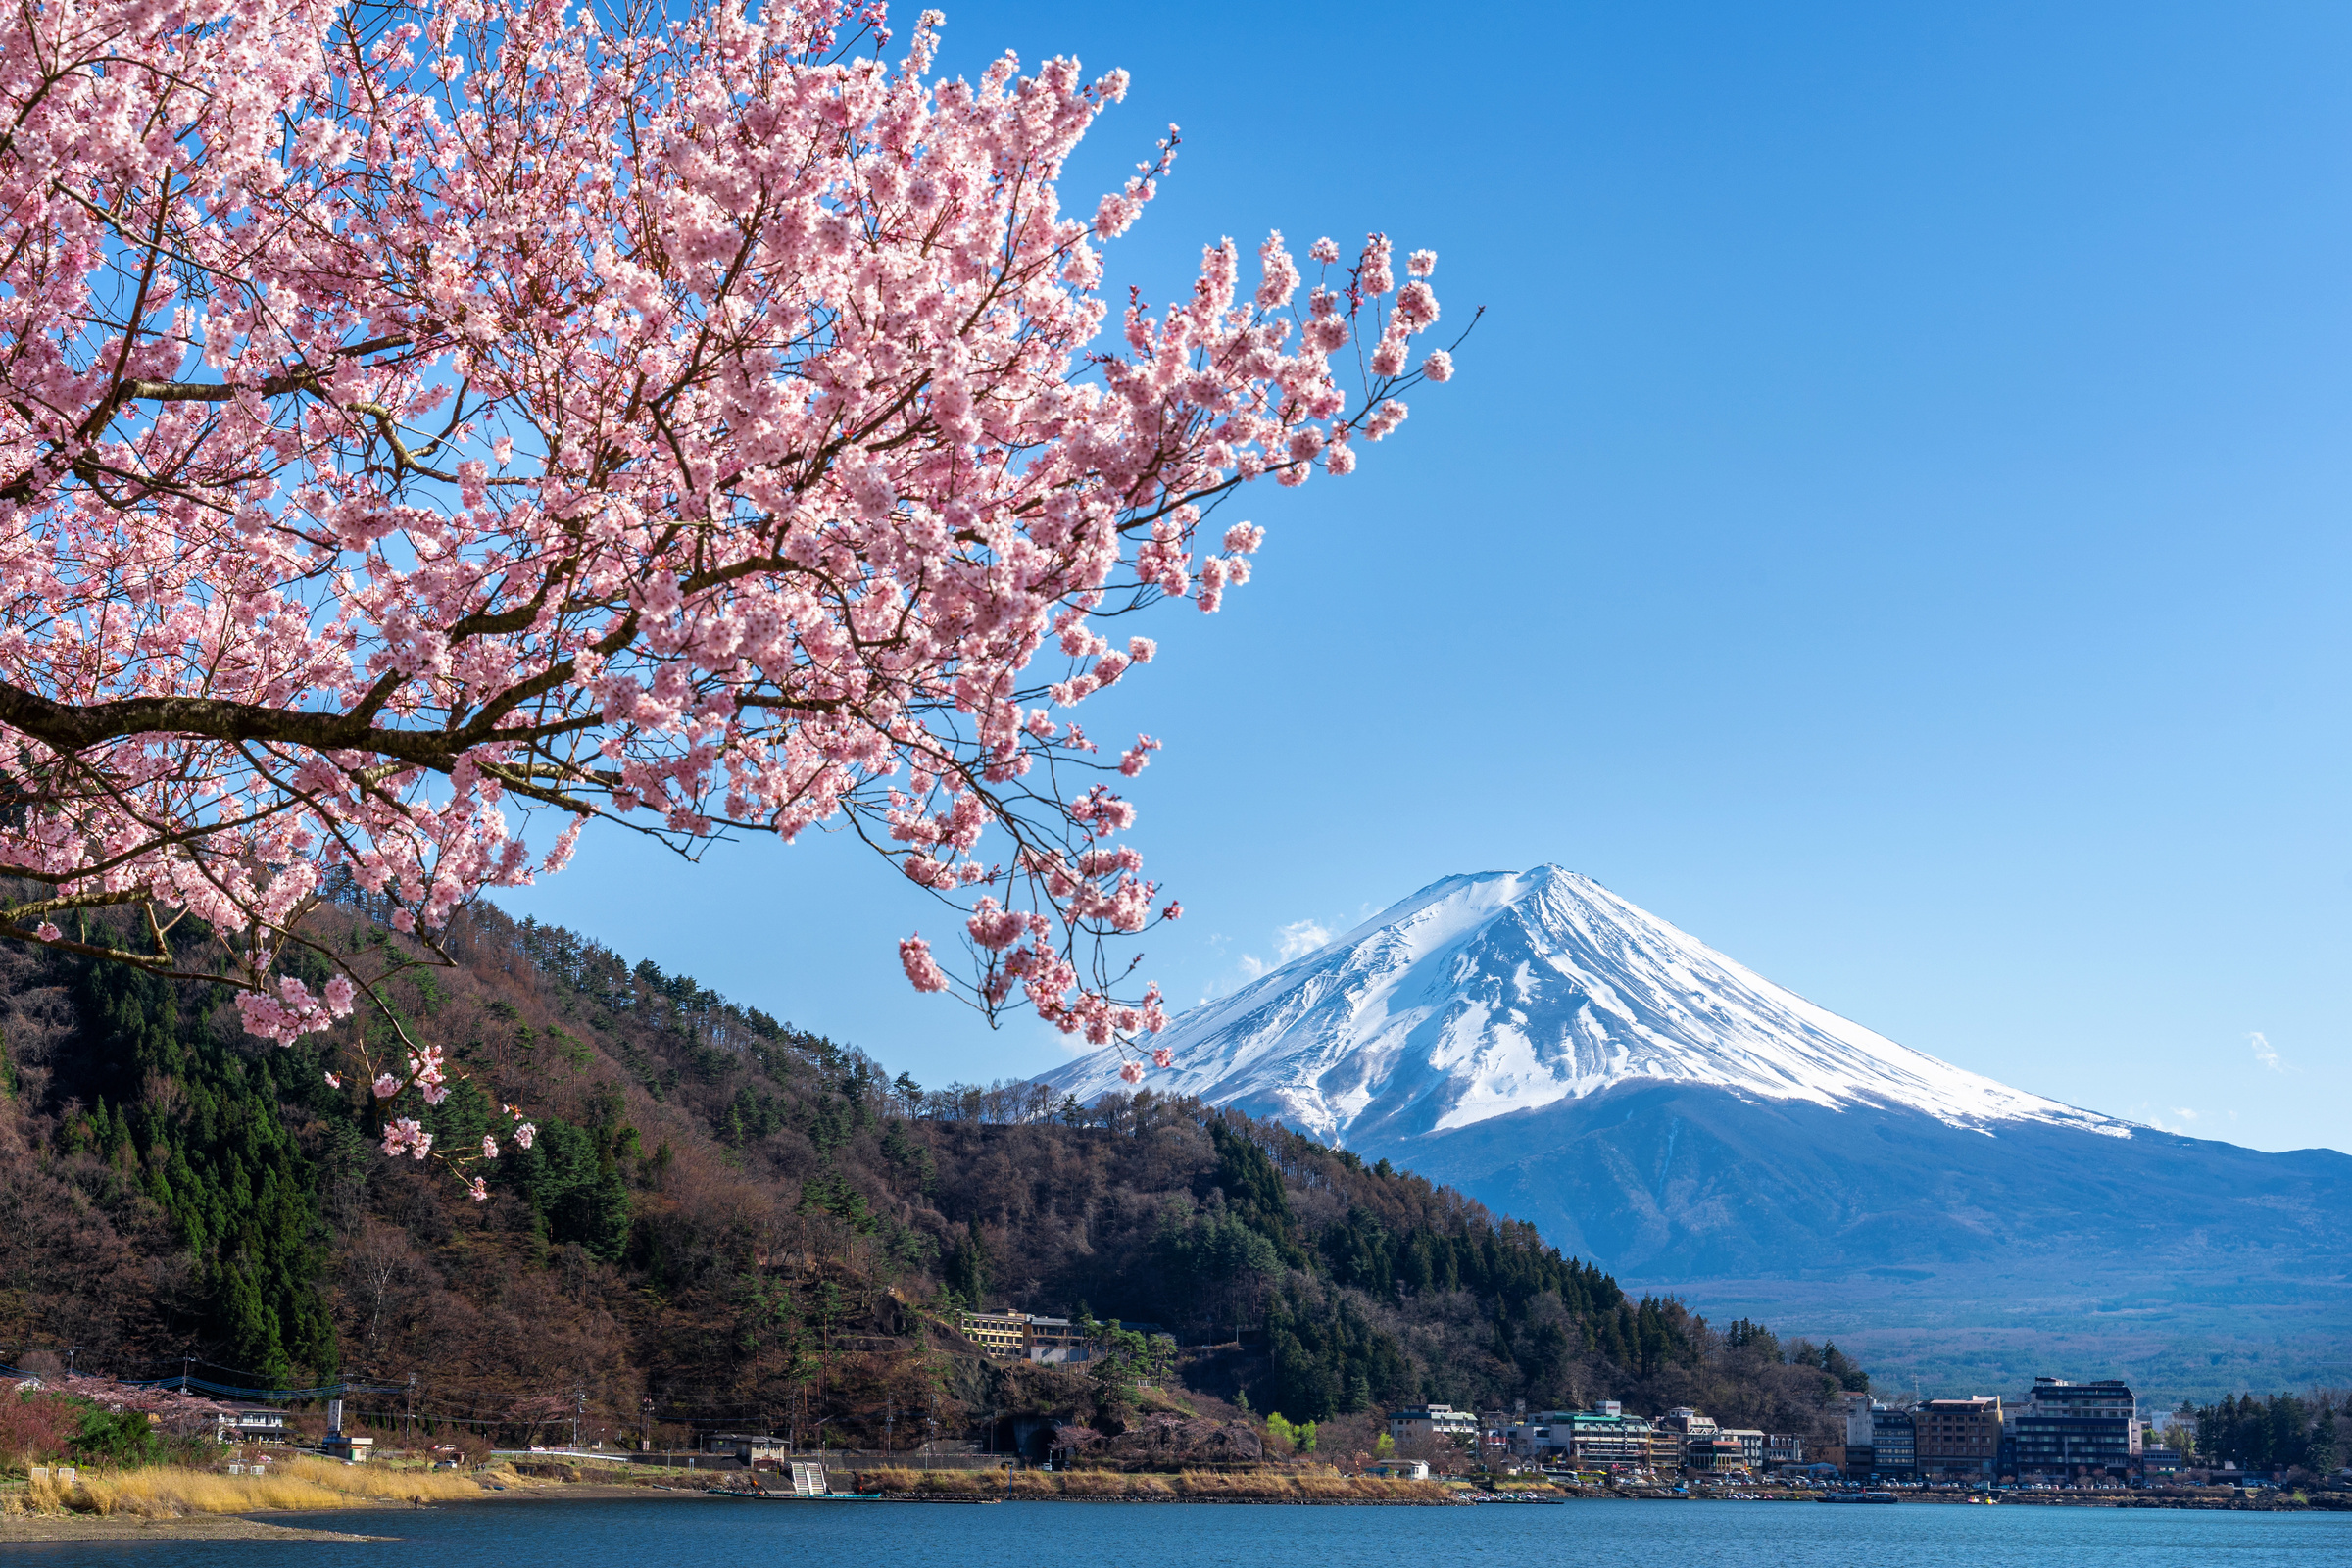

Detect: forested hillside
[0, 897, 1866, 1450]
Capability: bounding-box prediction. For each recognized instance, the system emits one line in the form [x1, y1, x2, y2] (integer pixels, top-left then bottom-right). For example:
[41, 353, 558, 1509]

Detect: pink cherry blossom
[1422, 350, 1455, 383]
[900, 935, 951, 993]
[1118, 736, 1162, 778]
[482, 1135, 500, 1159]
[467, 1177, 489, 1202]
[1256, 231, 1301, 310]
[407, 1045, 449, 1105]
[1119, 1061, 1144, 1084]
[323, 1071, 342, 1089]
[372, 1074, 400, 1100]
[0, 0, 1458, 1075]
[514, 1122, 536, 1151]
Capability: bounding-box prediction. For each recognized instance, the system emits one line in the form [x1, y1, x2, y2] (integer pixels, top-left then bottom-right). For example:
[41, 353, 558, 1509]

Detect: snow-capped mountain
[1042, 864, 2121, 1144]
[1039, 866, 2352, 1402]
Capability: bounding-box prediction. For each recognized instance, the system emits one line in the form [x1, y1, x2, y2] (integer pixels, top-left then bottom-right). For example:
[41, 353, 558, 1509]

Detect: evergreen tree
[70, 959, 334, 1384]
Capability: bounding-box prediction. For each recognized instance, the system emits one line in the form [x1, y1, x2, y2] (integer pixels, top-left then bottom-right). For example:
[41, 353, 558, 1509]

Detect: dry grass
[857, 1465, 1453, 1503]
[11, 1456, 493, 1518]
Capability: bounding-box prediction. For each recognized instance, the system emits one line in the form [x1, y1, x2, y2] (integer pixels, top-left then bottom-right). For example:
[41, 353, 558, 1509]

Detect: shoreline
[0, 1513, 397, 1544]
[6, 1468, 2340, 1543]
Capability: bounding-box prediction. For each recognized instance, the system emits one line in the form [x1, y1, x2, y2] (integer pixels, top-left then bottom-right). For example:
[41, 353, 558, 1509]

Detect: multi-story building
[956, 1309, 1094, 1363]
[1721, 1429, 1765, 1472]
[1023, 1316, 1090, 1363]
[212, 1404, 287, 1445]
[2012, 1377, 2137, 1482]
[1869, 1407, 1915, 1478]
[1765, 1434, 1805, 1468]
[1652, 1408, 1719, 1473]
[1688, 1436, 1750, 1474]
[1499, 1411, 1559, 1462]
[1569, 1408, 1658, 1469]
[1836, 1393, 1876, 1475]
[1387, 1403, 1480, 1450]
[960, 1308, 1027, 1358]
[1502, 1404, 1656, 1469]
[1915, 1396, 2002, 1481]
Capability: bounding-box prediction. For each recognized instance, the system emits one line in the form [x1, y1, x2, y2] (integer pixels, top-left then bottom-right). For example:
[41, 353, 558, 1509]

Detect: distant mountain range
[1043, 866, 2352, 1403]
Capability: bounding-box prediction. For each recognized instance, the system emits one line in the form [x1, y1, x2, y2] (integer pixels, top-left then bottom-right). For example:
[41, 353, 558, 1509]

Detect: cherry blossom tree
[0, 0, 1464, 1105]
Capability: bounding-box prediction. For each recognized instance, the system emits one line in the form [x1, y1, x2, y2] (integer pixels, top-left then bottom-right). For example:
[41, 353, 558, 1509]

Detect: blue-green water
[10, 1496, 2348, 1566]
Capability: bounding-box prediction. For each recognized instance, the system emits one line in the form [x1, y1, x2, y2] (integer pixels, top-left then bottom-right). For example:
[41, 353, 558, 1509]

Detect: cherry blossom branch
[0, 0, 1464, 1100]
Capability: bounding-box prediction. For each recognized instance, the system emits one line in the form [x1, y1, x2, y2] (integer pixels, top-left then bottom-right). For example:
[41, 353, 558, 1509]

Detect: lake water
[11, 1495, 2348, 1567]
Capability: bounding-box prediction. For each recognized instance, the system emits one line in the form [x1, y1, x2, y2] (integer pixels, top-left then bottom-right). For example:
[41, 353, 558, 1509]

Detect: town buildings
[1837, 1392, 1876, 1473]
[2011, 1377, 2138, 1482]
[1869, 1406, 1915, 1477]
[1499, 1404, 1654, 1468]
[956, 1309, 1092, 1363]
[1388, 1403, 1480, 1450]
[212, 1404, 287, 1445]
[1915, 1396, 2002, 1481]
[1651, 1407, 1719, 1471]
[1818, 1375, 2141, 1487]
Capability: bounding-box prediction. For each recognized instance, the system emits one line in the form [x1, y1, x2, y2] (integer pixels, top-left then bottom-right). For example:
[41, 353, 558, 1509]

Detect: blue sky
[498, 0, 2352, 1154]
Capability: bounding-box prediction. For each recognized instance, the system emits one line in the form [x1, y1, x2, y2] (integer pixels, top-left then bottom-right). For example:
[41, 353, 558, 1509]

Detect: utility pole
[406, 1375, 416, 1445]
[884, 1396, 893, 1459]
[641, 1397, 654, 1453]
[572, 1387, 584, 1452]
[182, 1355, 193, 1392]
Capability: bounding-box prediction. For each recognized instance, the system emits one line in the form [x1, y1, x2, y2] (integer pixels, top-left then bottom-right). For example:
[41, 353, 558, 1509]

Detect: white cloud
[1274, 919, 1333, 960]
[2172, 1107, 2198, 1122]
[1237, 954, 1268, 981]
[2249, 1031, 2286, 1072]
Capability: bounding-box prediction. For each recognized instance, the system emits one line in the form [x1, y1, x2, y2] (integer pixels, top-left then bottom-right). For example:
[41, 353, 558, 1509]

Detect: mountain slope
[1042, 867, 2352, 1401]
[0, 895, 1863, 1448]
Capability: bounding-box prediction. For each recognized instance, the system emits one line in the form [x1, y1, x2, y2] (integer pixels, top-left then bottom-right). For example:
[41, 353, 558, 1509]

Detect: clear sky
[498, 0, 2352, 1154]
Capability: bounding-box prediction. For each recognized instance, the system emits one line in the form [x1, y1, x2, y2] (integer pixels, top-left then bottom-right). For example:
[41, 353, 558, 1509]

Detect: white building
[1387, 1404, 1479, 1449]
[1366, 1459, 1432, 1480]
[213, 1404, 287, 1445]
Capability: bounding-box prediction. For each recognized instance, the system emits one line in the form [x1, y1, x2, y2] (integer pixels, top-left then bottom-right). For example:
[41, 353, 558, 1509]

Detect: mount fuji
[1040, 867, 2352, 1401]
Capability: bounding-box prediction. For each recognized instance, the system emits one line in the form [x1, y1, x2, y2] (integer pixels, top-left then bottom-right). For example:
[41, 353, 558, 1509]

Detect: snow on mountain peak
[1039, 865, 2123, 1144]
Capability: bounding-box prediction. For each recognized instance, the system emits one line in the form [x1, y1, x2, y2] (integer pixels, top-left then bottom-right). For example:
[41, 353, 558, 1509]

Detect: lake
[9, 1495, 2347, 1567]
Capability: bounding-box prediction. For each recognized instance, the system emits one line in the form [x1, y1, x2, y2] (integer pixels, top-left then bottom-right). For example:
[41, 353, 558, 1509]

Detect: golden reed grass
[8, 1455, 492, 1517]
